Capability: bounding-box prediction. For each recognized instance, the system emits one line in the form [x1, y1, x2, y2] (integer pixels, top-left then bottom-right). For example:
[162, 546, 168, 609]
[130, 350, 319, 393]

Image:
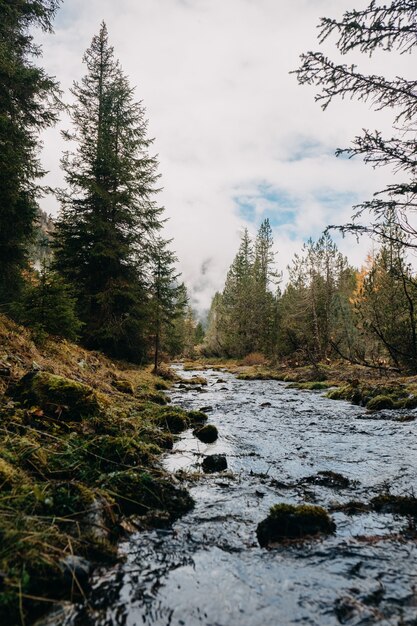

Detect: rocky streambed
[56, 366, 417, 626]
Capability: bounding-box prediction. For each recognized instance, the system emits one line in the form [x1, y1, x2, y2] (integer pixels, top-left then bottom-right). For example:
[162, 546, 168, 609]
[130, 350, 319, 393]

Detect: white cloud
[36, 0, 412, 311]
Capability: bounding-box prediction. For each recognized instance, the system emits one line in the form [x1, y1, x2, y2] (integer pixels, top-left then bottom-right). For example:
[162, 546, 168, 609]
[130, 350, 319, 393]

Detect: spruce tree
[0, 0, 60, 305]
[54, 23, 163, 361]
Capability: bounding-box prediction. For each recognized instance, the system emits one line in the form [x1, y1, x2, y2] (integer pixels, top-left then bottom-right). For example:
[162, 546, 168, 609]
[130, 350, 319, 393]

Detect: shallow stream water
[61, 367, 417, 626]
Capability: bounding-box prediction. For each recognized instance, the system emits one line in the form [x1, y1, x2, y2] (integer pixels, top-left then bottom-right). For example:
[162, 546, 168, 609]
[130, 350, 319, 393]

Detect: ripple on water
[61, 366, 417, 626]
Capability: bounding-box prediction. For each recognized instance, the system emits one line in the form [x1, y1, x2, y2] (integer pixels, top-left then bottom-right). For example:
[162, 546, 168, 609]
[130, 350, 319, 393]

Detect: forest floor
[0, 315, 203, 625]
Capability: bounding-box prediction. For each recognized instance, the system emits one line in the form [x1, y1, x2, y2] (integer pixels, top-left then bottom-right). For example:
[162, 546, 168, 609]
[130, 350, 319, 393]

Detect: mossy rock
[187, 410, 209, 425]
[304, 471, 350, 489]
[101, 470, 194, 520]
[111, 378, 134, 395]
[402, 396, 417, 409]
[193, 424, 218, 443]
[202, 454, 227, 473]
[143, 391, 168, 405]
[371, 494, 417, 516]
[366, 395, 395, 411]
[11, 371, 100, 421]
[153, 408, 190, 433]
[256, 503, 336, 547]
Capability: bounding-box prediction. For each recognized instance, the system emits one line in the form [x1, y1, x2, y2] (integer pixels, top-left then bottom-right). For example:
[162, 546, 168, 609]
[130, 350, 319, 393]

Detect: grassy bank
[0, 315, 199, 625]
[182, 356, 417, 412]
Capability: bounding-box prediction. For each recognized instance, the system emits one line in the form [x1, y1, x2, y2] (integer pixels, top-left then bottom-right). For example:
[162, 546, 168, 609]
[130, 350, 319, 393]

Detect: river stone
[60, 555, 92, 588]
[202, 454, 227, 473]
[257, 504, 336, 547]
[194, 424, 218, 443]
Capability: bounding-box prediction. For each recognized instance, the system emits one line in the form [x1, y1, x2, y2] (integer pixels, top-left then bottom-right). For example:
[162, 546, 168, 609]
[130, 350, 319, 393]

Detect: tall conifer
[0, 0, 60, 304]
[54, 23, 163, 361]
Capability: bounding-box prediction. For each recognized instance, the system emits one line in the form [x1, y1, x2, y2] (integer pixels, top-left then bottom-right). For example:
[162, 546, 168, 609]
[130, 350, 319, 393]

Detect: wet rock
[193, 424, 218, 443]
[260, 402, 272, 408]
[202, 454, 227, 473]
[10, 371, 100, 421]
[60, 555, 92, 589]
[257, 503, 336, 547]
[397, 414, 416, 423]
[199, 405, 213, 413]
[304, 471, 351, 489]
[0, 366, 11, 377]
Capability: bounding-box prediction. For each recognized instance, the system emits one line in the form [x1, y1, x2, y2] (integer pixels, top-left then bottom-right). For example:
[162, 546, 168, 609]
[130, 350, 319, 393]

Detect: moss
[11, 371, 101, 420]
[86, 436, 160, 471]
[154, 380, 170, 391]
[257, 503, 336, 547]
[142, 391, 168, 405]
[101, 470, 194, 520]
[402, 396, 417, 409]
[0, 457, 25, 489]
[111, 378, 134, 394]
[371, 494, 417, 516]
[304, 471, 350, 489]
[152, 407, 190, 433]
[179, 376, 208, 386]
[187, 410, 209, 425]
[366, 395, 395, 411]
[289, 381, 331, 390]
[193, 424, 218, 443]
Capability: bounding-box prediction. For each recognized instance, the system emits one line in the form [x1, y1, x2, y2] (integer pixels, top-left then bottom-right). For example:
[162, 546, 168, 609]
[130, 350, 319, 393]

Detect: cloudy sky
[37, 0, 412, 312]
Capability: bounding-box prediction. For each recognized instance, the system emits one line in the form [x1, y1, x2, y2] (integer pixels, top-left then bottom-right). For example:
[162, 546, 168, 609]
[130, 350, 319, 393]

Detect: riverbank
[0, 315, 198, 625]
[182, 357, 417, 411]
[63, 364, 417, 625]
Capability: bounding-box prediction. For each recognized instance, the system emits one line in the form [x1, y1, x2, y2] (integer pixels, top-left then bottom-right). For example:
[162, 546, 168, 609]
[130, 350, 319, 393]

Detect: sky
[37, 0, 414, 313]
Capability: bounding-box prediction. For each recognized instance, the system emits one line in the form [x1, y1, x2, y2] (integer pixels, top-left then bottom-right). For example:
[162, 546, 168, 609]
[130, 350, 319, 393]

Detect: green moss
[371, 494, 417, 516]
[366, 395, 395, 411]
[290, 381, 332, 390]
[101, 470, 194, 520]
[152, 407, 190, 433]
[12, 371, 100, 420]
[257, 503, 336, 546]
[187, 410, 209, 425]
[142, 390, 168, 405]
[193, 424, 218, 443]
[86, 436, 160, 471]
[402, 396, 417, 409]
[111, 378, 135, 394]
[179, 376, 208, 386]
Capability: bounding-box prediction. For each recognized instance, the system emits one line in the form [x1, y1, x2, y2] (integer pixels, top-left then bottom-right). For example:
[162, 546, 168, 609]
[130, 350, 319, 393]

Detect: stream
[59, 366, 417, 626]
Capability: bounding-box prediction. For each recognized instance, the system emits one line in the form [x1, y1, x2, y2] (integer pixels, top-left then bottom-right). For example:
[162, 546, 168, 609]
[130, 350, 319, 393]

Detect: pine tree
[0, 0, 60, 304]
[54, 23, 163, 362]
